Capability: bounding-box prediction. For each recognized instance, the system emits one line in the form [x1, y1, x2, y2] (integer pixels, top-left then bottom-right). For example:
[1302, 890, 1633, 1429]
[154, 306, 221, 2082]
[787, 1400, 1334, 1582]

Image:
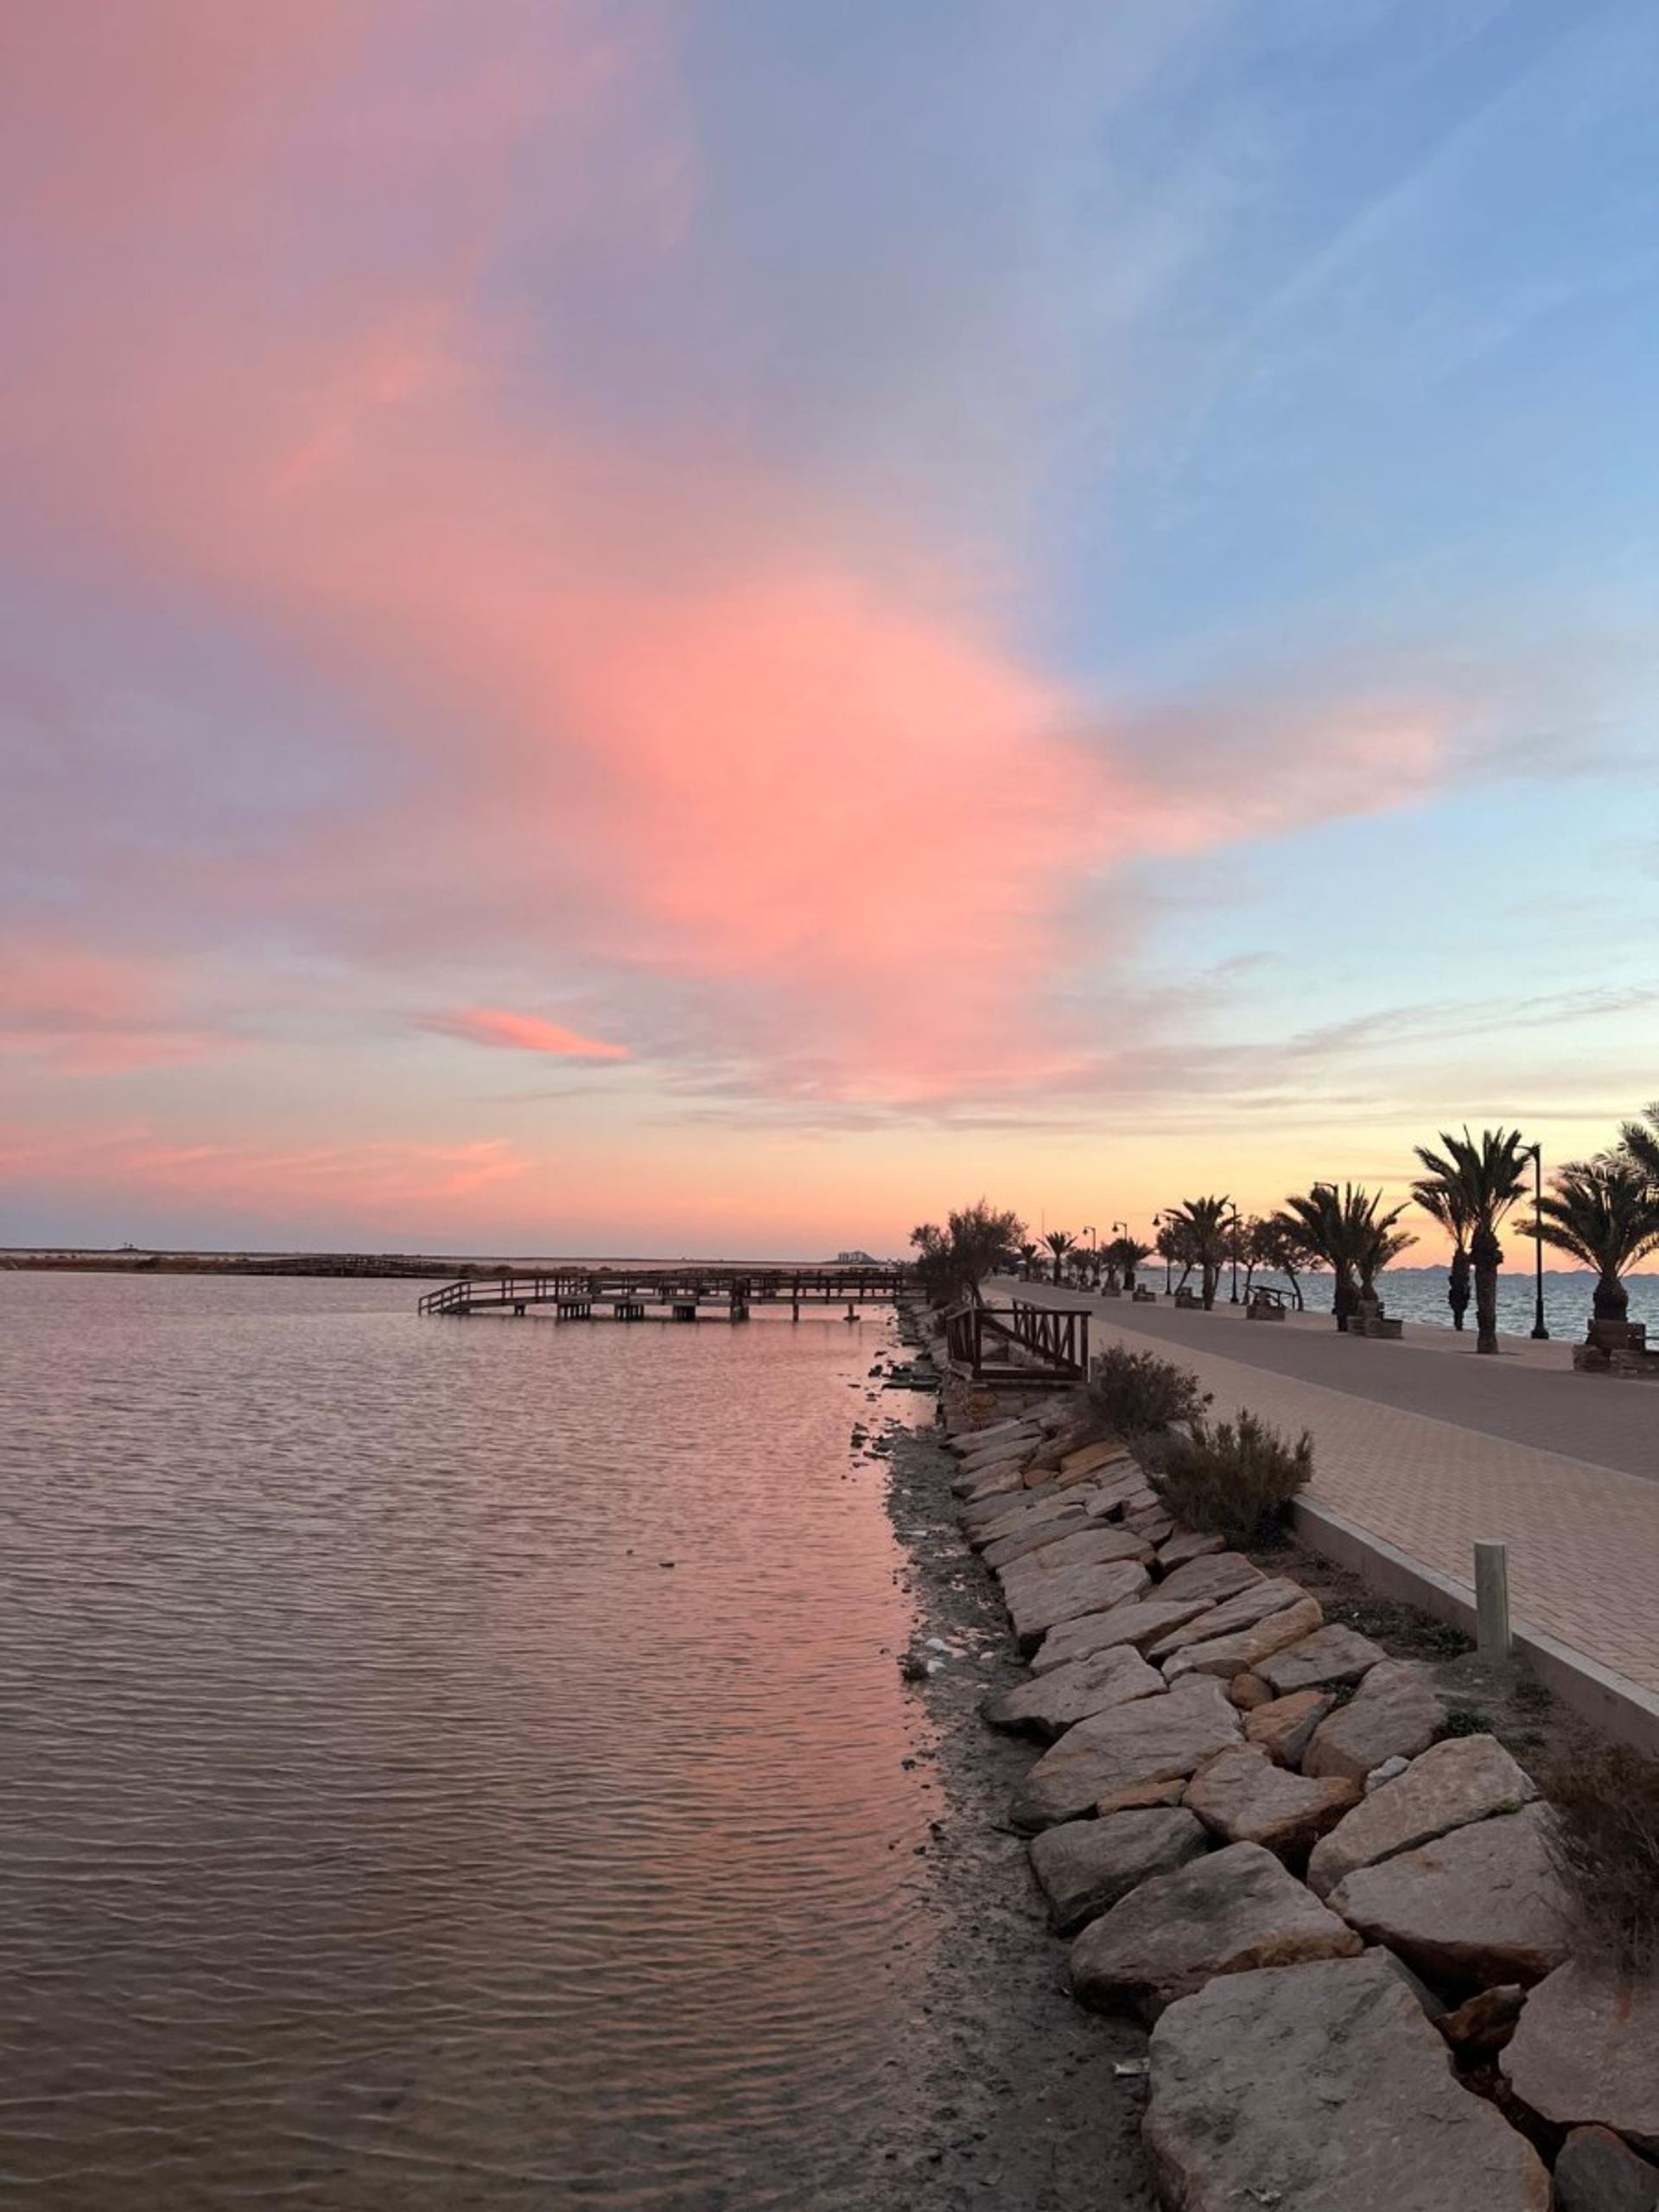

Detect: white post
[1474, 1540, 1511, 1661]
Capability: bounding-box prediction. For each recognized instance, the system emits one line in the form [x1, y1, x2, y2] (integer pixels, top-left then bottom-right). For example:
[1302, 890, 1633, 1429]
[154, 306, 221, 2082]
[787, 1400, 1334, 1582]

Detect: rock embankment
[935, 1384, 1659, 2210]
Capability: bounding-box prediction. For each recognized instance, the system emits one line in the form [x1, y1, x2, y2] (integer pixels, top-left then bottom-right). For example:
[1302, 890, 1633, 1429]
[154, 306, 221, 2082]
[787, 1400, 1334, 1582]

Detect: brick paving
[1005, 1282, 1659, 1700]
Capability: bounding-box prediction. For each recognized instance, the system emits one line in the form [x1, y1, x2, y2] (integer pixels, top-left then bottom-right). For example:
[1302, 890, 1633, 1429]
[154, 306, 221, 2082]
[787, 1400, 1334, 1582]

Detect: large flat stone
[1158, 1551, 1265, 1609]
[1255, 1624, 1389, 1695]
[1070, 1840, 1361, 2018]
[1330, 1804, 1572, 1990]
[949, 1416, 1036, 1456]
[997, 1523, 1154, 1586]
[964, 1484, 1099, 1541]
[1147, 1576, 1316, 1660]
[1502, 1960, 1659, 2154]
[982, 1644, 1165, 1740]
[1144, 1952, 1552, 2211]
[1553, 2126, 1659, 2212]
[1300, 1660, 1446, 1783]
[1245, 1689, 1334, 1767]
[1307, 1733, 1539, 1897]
[980, 1503, 1102, 1567]
[953, 1460, 1026, 1504]
[1182, 1743, 1360, 1859]
[1030, 1595, 1218, 1674]
[1004, 1557, 1152, 1652]
[1010, 1674, 1243, 1833]
[1163, 1596, 1325, 1683]
[1158, 1529, 1226, 1570]
[1061, 1437, 1133, 1478]
[1027, 1808, 1210, 1936]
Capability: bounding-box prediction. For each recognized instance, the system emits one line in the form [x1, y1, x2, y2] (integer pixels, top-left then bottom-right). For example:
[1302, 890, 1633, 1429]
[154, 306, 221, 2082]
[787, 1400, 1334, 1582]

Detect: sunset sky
[5, 1, 1658, 1257]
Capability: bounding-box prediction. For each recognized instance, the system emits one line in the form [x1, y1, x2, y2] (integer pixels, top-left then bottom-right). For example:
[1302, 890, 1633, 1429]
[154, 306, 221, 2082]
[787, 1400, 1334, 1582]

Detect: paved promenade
[1001, 1280, 1659, 1701]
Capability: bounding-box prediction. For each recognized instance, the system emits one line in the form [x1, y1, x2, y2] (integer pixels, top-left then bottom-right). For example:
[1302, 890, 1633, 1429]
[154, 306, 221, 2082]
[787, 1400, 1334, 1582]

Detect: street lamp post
[1154, 1213, 1173, 1295]
[1229, 1208, 1242, 1304]
[1082, 1225, 1096, 1290]
[1529, 1144, 1549, 1341]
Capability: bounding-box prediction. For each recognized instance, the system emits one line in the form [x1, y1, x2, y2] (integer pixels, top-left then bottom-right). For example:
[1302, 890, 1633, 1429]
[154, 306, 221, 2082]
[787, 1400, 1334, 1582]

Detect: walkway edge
[1294, 1499, 1659, 1758]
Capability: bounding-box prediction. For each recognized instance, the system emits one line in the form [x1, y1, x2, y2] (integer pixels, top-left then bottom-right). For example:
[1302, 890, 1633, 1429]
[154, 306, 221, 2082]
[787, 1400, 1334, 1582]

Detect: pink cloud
[0, 941, 234, 1074]
[427, 1008, 630, 1059]
[1, 3, 1461, 1119]
[0, 1122, 532, 1224]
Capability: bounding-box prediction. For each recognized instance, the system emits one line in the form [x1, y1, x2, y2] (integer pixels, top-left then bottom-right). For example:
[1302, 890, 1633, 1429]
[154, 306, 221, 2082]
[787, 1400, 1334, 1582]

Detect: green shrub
[1542, 1743, 1659, 1974]
[1147, 1408, 1313, 1548]
[1086, 1345, 1210, 1440]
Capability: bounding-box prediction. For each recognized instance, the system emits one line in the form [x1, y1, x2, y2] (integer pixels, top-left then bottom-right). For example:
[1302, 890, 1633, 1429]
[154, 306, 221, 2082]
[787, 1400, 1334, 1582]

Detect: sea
[1243, 1263, 1659, 1339]
[0, 1272, 938, 2209]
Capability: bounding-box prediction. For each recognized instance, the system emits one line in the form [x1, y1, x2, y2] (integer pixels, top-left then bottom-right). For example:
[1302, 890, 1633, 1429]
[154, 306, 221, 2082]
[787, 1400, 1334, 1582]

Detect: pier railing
[419, 1265, 907, 1318]
[943, 1298, 1090, 1386]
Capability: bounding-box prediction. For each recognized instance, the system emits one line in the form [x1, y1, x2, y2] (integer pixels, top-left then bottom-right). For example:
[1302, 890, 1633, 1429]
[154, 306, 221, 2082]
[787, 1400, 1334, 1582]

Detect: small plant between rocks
[1085, 1344, 1211, 1440]
[1145, 1408, 1313, 1548]
[1541, 1742, 1659, 1974]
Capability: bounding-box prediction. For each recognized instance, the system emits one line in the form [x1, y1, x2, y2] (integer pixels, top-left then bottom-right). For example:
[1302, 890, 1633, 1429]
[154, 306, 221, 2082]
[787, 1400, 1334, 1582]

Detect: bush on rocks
[1147, 1408, 1313, 1548]
[1086, 1345, 1211, 1440]
[1542, 1742, 1659, 1974]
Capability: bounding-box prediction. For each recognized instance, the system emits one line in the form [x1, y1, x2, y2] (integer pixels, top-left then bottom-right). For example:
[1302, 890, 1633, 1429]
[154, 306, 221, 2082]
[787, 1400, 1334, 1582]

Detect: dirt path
[865, 1419, 1155, 2212]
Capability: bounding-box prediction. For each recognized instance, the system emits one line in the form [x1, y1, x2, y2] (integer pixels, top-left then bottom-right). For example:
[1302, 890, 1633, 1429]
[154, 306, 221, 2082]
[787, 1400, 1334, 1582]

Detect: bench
[1247, 1287, 1287, 1322]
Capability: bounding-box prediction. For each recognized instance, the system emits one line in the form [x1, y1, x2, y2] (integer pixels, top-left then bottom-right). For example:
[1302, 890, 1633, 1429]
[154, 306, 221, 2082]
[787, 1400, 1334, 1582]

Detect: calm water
[0, 1275, 933, 2209]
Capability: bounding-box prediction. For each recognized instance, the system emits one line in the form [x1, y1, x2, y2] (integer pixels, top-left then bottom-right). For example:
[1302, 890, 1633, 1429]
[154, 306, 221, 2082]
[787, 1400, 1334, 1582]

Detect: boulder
[1028, 1808, 1210, 1936]
[1307, 1734, 1540, 1897]
[1255, 1623, 1389, 1695]
[1329, 1804, 1572, 1989]
[1502, 1960, 1659, 2154]
[1004, 1557, 1152, 1652]
[1158, 1529, 1226, 1570]
[1229, 1672, 1274, 1710]
[1069, 1840, 1362, 2018]
[1158, 1551, 1265, 1609]
[982, 1644, 1164, 1739]
[1143, 1952, 1552, 2211]
[997, 1523, 1154, 1586]
[1436, 1983, 1526, 2060]
[1096, 1777, 1189, 1815]
[1552, 2126, 1659, 2212]
[1010, 1675, 1243, 1832]
[1029, 1595, 1217, 1675]
[1182, 1743, 1360, 1859]
[1300, 1661, 1446, 1783]
[1147, 1576, 1316, 1660]
[1163, 1596, 1325, 1683]
[1246, 1689, 1334, 1767]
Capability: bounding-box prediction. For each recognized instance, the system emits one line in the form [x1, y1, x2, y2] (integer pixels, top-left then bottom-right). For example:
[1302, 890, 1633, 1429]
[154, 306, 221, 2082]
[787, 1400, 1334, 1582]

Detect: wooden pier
[418, 1264, 906, 1321]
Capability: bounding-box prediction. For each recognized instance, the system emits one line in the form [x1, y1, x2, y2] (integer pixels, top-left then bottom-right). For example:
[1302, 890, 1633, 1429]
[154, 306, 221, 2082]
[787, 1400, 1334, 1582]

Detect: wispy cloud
[425, 1008, 630, 1060]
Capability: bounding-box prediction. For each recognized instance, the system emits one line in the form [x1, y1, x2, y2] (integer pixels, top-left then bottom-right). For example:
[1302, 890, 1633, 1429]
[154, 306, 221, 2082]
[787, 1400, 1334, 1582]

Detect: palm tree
[1043, 1229, 1076, 1285]
[1355, 1211, 1415, 1307]
[1104, 1234, 1154, 1292]
[1528, 1156, 1659, 1337]
[1169, 1196, 1230, 1310]
[1017, 1240, 1041, 1282]
[1410, 1176, 1475, 1332]
[1412, 1128, 1530, 1355]
[1618, 1102, 1659, 1189]
[1281, 1183, 1408, 1330]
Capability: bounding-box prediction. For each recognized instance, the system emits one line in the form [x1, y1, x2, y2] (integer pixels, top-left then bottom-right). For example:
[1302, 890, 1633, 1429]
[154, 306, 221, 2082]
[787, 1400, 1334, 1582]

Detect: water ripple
[0, 1276, 932, 2209]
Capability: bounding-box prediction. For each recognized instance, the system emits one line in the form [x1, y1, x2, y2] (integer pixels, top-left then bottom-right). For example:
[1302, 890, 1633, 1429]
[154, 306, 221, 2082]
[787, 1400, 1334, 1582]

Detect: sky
[4, 0, 1658, 1259]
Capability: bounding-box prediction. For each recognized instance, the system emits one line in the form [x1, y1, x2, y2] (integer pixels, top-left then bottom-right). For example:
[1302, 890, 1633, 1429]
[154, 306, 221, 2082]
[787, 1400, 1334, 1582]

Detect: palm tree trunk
[1471, 1227, 1502, 1354]
[1201, 1262, 1217, 1310]
[1333, 1269, 1355, 1332]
